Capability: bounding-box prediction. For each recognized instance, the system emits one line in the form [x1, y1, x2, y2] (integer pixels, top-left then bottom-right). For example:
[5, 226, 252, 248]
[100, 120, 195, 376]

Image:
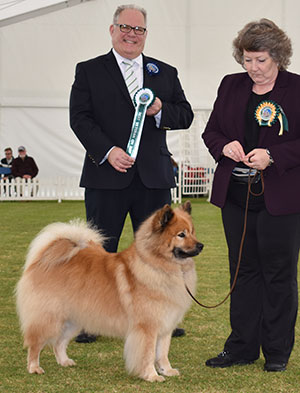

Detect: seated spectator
[11, 146, 39, 179]
[0, 147, 14, 180]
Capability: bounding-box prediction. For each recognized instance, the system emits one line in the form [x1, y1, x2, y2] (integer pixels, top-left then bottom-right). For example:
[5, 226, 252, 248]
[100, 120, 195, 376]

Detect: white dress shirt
[100, 49, 162, 164]
[113, 48, 143, 91]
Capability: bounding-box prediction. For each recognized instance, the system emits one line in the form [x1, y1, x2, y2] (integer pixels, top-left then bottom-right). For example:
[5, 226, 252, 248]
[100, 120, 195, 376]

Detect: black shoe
[205, 350, 255, 368]
[264, 362, 287, 372]
[75, 332, 97, 343]
[172, 328, 185, 337]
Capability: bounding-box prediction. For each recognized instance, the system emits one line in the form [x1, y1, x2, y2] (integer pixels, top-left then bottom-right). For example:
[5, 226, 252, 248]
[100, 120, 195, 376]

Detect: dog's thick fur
[16, 202, 203, 382]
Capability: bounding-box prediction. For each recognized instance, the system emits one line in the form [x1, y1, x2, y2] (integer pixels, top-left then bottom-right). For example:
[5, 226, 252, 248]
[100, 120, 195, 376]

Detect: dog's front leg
[124, 324, 164, 382]
[155, 333, 180, 377]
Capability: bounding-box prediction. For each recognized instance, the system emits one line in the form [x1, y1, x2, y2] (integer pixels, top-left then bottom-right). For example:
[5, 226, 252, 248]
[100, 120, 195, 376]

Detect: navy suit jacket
[202, 71, 300, 216]
[70, 50, 193, 190]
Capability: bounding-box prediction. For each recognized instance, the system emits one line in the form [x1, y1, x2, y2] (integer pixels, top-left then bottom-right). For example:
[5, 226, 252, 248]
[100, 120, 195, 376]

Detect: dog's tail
[24, 219, 106, 271]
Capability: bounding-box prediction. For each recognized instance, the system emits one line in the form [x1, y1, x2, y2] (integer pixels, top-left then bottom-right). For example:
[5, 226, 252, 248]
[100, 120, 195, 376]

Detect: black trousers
[222, 181, 300, 363]
[85, 172, 171, 252]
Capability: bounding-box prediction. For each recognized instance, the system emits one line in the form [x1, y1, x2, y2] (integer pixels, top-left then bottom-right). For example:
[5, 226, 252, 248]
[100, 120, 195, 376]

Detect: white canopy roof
[1, 0, 299, 178]
[0, 0, 92, 27]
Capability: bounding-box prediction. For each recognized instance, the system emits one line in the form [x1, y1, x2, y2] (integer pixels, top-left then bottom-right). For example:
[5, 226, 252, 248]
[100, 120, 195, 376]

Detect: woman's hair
[233, 18, 292, 70]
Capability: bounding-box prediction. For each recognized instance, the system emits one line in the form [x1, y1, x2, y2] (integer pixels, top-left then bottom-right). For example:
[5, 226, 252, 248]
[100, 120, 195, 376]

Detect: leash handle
[185, 171, 264, 309]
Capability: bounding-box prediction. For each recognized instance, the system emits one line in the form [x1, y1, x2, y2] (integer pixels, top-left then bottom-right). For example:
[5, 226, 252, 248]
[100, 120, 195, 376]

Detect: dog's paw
[163, 367, 180, 376]
[60, 359, 76, 367]
[145, 374, 165, 382]
[28, 365, 45, 374]
[157, 366, 180, 377]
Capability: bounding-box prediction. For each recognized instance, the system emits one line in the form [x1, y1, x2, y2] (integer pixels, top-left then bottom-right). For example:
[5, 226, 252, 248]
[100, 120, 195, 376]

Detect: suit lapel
[103, 50, 133, 106]
[268, 70, 288, 104]
[234, 74, 253, 141]
[142, 55, 151, 88]
[258, 71, 289, 144]
[142, 55, 167, 101]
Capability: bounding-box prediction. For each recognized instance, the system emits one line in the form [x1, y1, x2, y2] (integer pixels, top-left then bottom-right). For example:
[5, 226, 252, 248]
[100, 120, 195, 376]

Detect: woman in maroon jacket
[202, 19, 300, 372]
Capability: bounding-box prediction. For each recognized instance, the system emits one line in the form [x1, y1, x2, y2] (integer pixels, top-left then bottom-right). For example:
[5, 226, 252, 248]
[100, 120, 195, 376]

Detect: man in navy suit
[70, 4, 193, 341]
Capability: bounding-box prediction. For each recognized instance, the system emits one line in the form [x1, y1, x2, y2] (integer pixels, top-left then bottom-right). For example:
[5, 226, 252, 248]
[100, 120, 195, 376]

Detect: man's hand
[108, 147, 135, 173]
[23, 175, 32, 179]
[146, 97, 162, 116]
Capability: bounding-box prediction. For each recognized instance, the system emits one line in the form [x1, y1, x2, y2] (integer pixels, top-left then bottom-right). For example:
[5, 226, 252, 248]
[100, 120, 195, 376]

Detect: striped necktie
[122, 60, 139, 100]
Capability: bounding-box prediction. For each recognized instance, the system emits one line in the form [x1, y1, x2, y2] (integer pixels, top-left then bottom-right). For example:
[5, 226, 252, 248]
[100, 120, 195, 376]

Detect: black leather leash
[185, 171, 264, 309]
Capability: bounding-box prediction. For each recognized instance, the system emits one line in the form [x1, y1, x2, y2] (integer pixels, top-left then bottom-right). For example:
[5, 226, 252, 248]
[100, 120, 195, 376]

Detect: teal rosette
[126, 88, 156, 158]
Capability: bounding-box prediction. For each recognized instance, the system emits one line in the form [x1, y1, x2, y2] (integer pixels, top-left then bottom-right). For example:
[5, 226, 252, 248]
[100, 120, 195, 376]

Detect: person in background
[202, 19, 300, 372]
[70, 4, 194, 342]
[11, 146, 39, 179]
[0, 147, 14, 180]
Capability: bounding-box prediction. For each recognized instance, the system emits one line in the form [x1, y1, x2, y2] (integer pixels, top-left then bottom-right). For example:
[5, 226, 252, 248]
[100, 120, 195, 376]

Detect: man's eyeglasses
[115, 24, 147, 35]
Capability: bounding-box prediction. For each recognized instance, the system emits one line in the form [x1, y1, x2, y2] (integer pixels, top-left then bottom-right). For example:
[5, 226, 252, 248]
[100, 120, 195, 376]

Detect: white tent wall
[0, 0, 299, 178]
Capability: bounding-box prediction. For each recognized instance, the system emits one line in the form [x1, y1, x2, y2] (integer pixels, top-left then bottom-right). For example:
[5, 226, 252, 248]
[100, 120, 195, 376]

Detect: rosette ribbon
[254, 100, 289, 135]
[126, 88, 155, 159]
[145, 62, 160, 76]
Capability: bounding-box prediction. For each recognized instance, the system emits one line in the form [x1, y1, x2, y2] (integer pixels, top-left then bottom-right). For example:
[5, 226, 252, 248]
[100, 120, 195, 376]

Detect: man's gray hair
[113, 4, 147, 26]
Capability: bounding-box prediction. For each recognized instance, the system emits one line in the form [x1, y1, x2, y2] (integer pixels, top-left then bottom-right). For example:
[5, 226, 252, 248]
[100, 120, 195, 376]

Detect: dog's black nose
[196, 242, 204, 252]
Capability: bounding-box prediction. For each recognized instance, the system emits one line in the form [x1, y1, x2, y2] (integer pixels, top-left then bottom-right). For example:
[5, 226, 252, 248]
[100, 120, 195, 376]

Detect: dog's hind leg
[53, 321, 79, 367]
[155, 333, 179, 377]
[25, 326, 47, 374]
[25, 316, 67, 374]
[124, 324, 165, 382]
[27, 342, 45, 374]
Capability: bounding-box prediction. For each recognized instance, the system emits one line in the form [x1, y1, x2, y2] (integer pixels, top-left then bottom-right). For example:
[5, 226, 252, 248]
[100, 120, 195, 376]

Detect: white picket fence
[0, 109, 215, 203]
[0, 168, 214, 203]
[0, 177, 182, 203]
[178, 164, 215, 201]
[0, 177, 84, 202]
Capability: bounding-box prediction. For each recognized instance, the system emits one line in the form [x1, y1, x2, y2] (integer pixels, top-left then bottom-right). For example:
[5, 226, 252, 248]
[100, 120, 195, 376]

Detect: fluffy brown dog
[16, 201, 203, 382]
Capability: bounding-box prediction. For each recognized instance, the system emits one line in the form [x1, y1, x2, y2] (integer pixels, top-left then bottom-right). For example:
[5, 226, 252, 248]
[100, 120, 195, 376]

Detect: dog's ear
[152, 204, 174, 232]
[181, 200, 192, 215]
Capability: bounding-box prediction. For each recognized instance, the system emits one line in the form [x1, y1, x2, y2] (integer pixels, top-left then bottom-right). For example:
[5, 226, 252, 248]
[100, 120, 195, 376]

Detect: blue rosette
[145, 62, 160, 76]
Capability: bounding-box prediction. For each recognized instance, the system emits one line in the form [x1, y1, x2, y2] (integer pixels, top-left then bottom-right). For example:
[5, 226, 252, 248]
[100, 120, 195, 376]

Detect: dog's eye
[178, 232, 186, 238]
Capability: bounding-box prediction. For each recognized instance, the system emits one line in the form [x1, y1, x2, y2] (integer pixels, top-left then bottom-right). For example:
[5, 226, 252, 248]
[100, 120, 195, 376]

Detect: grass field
[0, 199, 299, 393]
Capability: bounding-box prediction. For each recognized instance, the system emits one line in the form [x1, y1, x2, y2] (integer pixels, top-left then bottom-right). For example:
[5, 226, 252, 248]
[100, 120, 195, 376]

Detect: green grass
[0, 199, 299, 393]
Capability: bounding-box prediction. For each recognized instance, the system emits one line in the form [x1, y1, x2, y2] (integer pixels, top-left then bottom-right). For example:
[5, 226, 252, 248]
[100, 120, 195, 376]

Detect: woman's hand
[222, 141, 246, 162]
[243, 149, 271, 170]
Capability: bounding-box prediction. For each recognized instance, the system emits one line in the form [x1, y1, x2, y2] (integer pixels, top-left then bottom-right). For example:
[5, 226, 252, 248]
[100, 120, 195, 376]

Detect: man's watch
[266, 149, 274, 166]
